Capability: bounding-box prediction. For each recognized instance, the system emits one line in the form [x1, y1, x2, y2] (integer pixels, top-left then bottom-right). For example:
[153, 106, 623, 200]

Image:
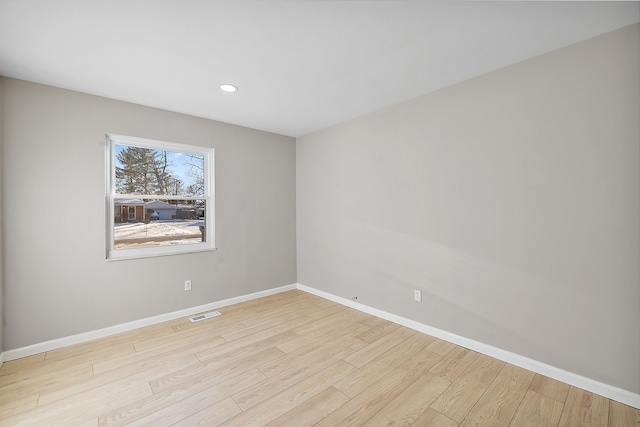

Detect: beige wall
[1, 78, 296, 350]
[297, 24, 640, 393]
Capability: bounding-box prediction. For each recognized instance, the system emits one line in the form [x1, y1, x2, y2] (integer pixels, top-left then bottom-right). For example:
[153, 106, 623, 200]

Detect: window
[106, 134, 215, 260]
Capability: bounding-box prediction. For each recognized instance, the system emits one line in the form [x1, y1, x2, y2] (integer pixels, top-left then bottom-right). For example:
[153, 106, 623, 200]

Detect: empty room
[0, 1, 639, 426]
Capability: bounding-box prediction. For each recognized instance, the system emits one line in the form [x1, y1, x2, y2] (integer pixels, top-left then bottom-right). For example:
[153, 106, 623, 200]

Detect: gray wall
[0, 77, 4, 354]
[2, 78, 296, 350]
[297, 23, 640, 394]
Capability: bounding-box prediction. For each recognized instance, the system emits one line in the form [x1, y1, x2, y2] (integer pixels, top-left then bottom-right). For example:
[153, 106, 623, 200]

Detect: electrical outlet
[414, 289, 422, 302]
[185, 280, 192, 291]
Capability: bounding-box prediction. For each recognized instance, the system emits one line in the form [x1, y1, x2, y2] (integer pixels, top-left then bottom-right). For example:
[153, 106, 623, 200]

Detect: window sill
[107, 246, 217, 261]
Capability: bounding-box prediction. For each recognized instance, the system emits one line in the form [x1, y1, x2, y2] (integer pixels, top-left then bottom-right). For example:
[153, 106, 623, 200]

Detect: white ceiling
[1, 1, 638, 137]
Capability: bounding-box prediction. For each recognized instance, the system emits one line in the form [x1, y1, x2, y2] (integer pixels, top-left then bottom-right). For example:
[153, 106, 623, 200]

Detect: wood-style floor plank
[120, 369, 265, 427]
[558, 386, 610, 427]
[277, 314, 370, 354]
[0, 392, 39, 419]
[99, 368, 266, 426]
[319, 347, 447, 426]
[343, 326, 417, 368]
[333, 332, 437, 399]
[194, 330, 298, 363]
[608, 400, 640, 426]
[231, 338, 362, 411]
[171, 397, 241, 427]
[133, 320, 241, 352]
[0, 289, 635, 426]
[509, 389, 564, 426]
[430, 353, 505, 422]
[460, 364, 535, 426]
[265, 386, 350, 427]
[39, 353, 201, 406]
[149, 346, 283, 395]
[221, 360, 355, 426]
[429, 346, 479, 382]
[305, 302, 348, 320]
[222, 313, 315, 342]
[529, 373, 571, 403]
[0, 364, 95, 404]
[361, 372, 450, 426]
[0, 353, 45, 376]
[0, 379, 153, 427]
[354, 319, 400, 344]
[260, 335, 366, 379]
[413, 408, 459, 427]
[426, 337, 458, 356]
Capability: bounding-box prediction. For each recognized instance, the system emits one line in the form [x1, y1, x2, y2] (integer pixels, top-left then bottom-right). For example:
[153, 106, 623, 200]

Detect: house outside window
[106, 134, 215, 260]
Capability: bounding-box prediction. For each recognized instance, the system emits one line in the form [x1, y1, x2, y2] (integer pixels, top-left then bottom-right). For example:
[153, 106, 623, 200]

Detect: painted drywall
[2, 78, 296, 350]
[0, 77, 4, 355]
[297, 23, 640, 394]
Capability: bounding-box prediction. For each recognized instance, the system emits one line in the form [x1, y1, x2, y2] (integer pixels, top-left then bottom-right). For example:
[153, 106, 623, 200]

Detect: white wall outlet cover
[414, 290, 422, 302]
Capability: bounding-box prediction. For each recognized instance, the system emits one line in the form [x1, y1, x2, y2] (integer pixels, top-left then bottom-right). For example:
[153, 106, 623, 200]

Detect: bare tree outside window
[184, 153, 205, 197]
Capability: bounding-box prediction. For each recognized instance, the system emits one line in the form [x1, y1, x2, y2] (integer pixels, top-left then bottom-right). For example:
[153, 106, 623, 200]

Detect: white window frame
[106, 134, 215, 260]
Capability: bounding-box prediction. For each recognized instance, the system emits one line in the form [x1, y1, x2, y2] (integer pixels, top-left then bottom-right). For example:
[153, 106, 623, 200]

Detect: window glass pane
[107, 134, 214, 260]
[114, 144, 205, 197]
[113, 199, 206, 249]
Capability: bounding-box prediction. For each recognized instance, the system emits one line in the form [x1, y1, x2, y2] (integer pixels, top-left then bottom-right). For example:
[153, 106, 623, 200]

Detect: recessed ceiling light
[220, 84, 238, 93]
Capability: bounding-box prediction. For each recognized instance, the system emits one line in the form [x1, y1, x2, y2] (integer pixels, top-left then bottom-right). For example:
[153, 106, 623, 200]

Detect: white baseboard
[2, 284, 297, 362]
[2, 282, 638, 409]
[297, 283, 640, 409]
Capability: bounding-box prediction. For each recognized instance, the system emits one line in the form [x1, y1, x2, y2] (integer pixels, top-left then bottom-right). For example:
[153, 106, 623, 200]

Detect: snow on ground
[114, 220, 204, 239]
[113, 220, 205, 248]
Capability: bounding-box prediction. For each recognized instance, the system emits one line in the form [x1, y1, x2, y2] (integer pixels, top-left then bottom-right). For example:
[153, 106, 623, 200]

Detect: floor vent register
[189, 311, 222, 322]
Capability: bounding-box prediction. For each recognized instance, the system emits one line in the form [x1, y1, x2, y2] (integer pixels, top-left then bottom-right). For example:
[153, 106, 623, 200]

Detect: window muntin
[107, 134, 214, 260]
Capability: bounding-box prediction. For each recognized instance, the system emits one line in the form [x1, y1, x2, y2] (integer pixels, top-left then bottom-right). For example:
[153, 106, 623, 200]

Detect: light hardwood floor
[0, 290, 638, 426]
